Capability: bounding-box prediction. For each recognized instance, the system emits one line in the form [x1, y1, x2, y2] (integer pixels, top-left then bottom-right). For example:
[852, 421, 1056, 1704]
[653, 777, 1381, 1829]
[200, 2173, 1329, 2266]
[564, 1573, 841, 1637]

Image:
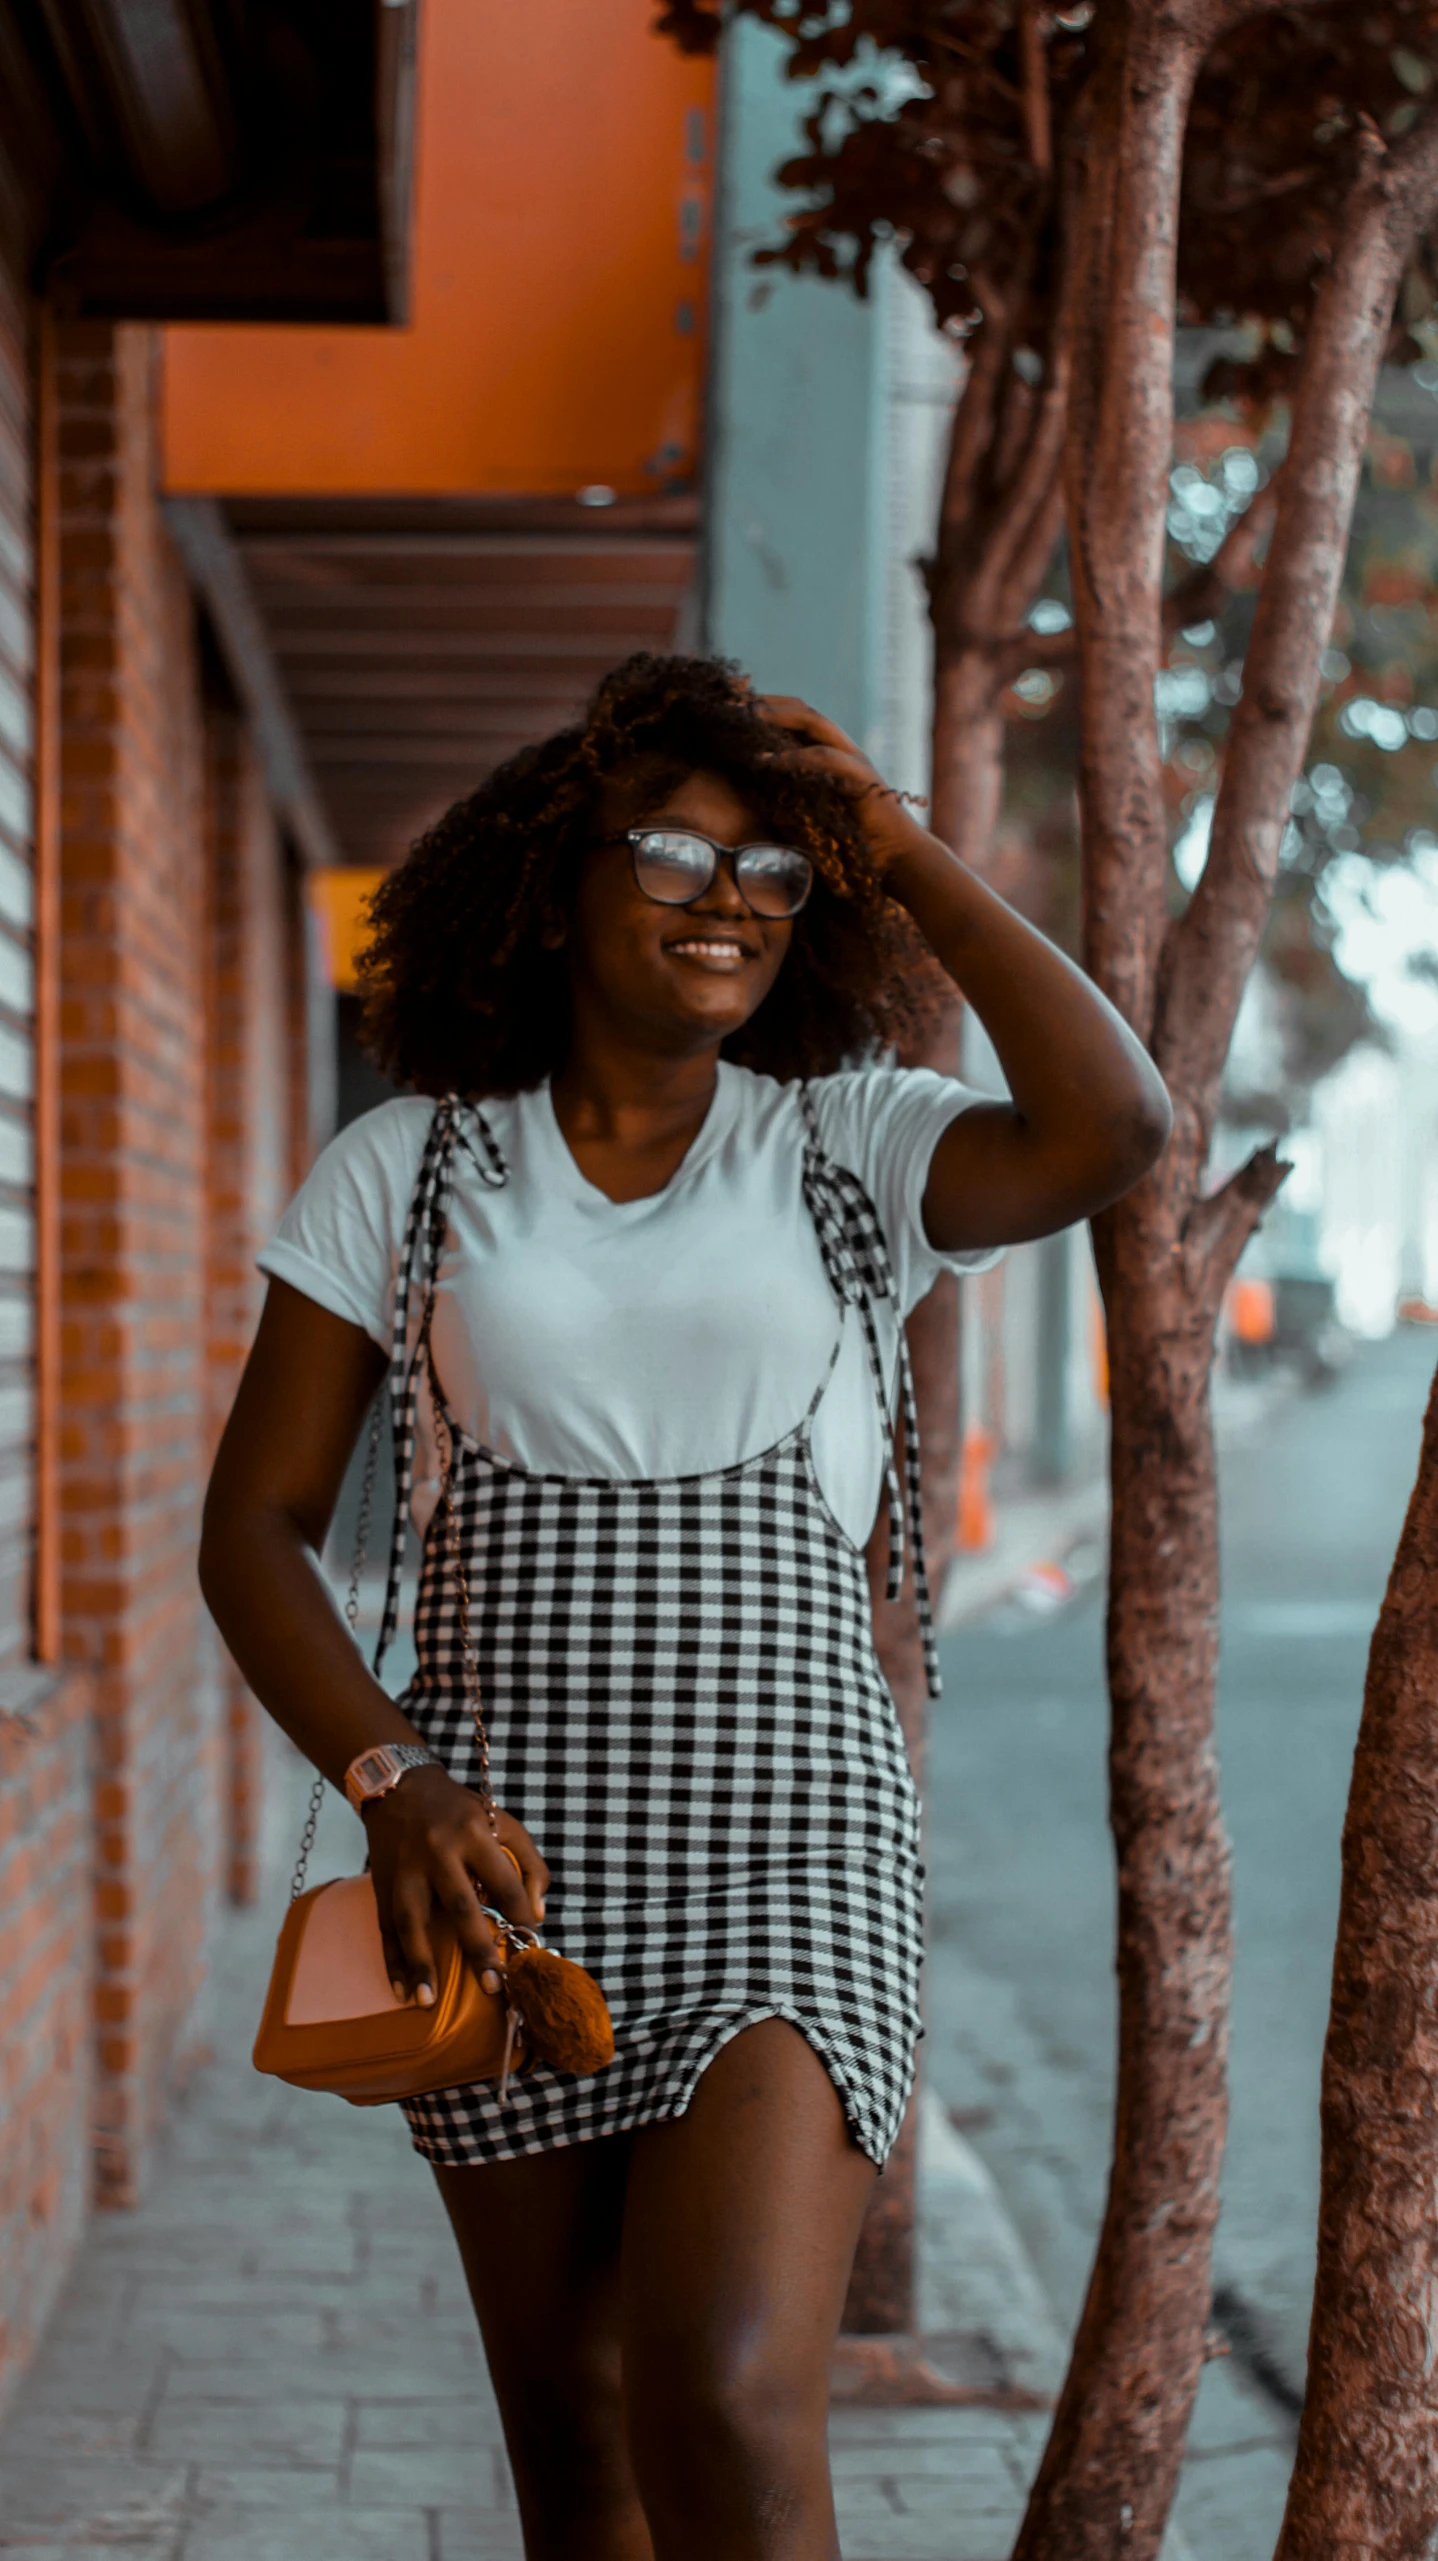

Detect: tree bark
[1015, 43, 1438, 2561]
[924, 186, 1073, 875]
[1272, 1355, 1438, 2560]
[930, 645, 1006, 872]
[1012, 8, 1232, 2554]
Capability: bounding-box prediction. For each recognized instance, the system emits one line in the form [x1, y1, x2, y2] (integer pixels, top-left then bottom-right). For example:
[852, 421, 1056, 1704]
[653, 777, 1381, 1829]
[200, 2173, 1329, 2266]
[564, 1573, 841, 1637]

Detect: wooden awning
[216, 497, 700, 870]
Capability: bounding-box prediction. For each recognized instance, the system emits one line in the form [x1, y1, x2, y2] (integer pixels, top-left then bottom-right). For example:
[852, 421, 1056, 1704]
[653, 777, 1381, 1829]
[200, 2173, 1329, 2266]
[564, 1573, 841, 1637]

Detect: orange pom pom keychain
[484, 1850, 615, 2097]
[504, 1943, 615, 2076]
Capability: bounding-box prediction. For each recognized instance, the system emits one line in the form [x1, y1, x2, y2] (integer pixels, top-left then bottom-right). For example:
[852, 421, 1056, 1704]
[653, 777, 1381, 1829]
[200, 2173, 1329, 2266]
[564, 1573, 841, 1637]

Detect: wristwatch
[344, 1742, 439, 1815]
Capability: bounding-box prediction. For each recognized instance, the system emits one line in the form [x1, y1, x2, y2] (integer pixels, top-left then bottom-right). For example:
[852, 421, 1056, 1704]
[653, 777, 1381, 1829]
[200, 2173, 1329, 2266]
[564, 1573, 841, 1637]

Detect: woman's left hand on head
[755, 695, 931, 876]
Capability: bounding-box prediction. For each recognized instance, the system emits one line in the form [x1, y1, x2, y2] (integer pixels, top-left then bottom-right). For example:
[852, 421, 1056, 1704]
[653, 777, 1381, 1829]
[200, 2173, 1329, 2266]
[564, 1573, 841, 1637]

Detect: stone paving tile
[185, 2468, 342, 2511]
[180, 2510, 429, 2561]
[836, 2479, 1016, 2524]
[831, 2439, 1017, 2489]
[352, 2397, 508, 2449]
[885, 2473, 1019, 2517]
[432, 2523, 527, 2561]
[0, 2457, 189, 2541]
[830, 2405, 1027, 2446]
[107, 2307, 332, 2362]
[143, 2351, 474, 2405]
[5, 2412, 144, 2459]
[0, 2546, 176, 2560]
[348, 2445, 512, 2509]
[141, 2401, 349, 2466]
[836, 2525, 1012, 2561]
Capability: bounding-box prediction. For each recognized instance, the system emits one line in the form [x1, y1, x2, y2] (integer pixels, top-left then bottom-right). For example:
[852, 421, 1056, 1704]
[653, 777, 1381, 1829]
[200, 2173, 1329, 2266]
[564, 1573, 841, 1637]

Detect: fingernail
[481, 1969, 502, 1996]
[535, 1898, 545, 1921]
[416, 1982, 435, 2008]
[390, 1980, 407, 2004]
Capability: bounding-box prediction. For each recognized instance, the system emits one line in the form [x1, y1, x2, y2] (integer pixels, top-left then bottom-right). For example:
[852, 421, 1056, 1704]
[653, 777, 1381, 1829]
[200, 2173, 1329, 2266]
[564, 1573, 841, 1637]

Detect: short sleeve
[257, 1097, 434, 1348]
[807, 1065, 1004, 1314]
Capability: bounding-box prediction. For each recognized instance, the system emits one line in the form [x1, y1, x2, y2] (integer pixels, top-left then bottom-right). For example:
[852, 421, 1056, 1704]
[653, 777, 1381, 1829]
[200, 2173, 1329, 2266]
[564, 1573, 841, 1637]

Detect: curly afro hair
[358, 651, 930, 1096]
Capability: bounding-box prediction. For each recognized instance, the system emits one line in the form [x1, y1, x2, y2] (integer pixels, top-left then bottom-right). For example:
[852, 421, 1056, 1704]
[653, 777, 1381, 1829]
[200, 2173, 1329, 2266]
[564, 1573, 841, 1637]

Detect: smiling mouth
[662, 933, 758, 968]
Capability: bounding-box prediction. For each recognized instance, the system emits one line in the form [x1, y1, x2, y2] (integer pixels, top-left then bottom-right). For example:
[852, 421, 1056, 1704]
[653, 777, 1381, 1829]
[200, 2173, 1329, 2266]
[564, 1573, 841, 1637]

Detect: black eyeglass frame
[602, 826, 815, 921]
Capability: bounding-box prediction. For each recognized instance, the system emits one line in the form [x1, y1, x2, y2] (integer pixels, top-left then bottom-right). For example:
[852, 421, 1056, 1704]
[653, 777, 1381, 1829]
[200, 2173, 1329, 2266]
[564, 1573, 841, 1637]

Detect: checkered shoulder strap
[375, 1095, 509, 1673]
[799, 1083, 940, 1700]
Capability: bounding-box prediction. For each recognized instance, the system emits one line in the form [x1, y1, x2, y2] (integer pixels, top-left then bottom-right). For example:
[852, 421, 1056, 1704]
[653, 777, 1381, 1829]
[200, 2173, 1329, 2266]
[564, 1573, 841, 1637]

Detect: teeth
[669, 938, 747, 956]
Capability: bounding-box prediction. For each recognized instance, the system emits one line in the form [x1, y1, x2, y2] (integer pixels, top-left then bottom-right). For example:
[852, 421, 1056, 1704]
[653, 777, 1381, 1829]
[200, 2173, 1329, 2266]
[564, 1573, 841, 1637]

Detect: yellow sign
[308, 868, 386, 994]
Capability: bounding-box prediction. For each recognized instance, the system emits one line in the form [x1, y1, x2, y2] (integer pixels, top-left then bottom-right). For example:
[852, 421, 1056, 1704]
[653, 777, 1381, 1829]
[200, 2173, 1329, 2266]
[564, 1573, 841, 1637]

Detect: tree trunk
[1014, 28, 1438, 2558]
[1012, 9, 1230, 2551]
[1273, 1355, 1438, 2559]
[930, 644, 1006, 871]
[1014, 1186, 1237, 2553]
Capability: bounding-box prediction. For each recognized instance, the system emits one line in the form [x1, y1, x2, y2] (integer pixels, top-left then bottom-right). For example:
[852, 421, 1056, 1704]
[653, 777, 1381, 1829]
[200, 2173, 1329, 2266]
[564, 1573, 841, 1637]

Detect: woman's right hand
[362, 1767, 550, 2006]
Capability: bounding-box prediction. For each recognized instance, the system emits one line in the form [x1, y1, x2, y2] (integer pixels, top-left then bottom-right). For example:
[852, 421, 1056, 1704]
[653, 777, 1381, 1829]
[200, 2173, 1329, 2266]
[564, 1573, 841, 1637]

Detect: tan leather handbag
[252, 1871, 517, 2106]
[252, 1383, 613, 2108]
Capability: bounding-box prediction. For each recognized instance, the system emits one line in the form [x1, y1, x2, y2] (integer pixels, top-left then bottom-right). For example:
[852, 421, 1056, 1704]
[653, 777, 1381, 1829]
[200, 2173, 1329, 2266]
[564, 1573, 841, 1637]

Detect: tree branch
[983, 227, 1076, 616]
[1067, 7, 1208, 1048]
[1020, 0, 1053, 177]
[1182, 1142, 1290, 1311]
[1157, 99, 1438, 1108]
[933, 299, 1009, 592]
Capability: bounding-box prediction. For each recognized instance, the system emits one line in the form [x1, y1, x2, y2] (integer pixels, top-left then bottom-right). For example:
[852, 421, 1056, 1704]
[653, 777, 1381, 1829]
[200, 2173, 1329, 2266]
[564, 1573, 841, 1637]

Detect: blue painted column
[703, 20, 885, 745]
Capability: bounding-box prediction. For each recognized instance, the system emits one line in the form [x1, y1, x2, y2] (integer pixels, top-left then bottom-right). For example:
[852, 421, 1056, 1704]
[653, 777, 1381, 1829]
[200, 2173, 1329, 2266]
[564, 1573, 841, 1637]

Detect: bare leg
[623, 2018, 877, 2561]
[434, 2137, 652, 2561]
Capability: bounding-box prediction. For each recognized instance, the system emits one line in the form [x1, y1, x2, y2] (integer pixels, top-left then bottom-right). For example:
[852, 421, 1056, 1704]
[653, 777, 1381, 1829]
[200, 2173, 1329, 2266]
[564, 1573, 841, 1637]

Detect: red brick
[1, 286, 311, 2406]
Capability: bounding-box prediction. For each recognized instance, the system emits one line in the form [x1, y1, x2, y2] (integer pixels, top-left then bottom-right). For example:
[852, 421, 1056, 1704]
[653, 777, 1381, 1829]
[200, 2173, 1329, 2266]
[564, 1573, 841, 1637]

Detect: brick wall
[0, 185, 35, 1664]
[0, 224, 95, 2408]
[0, 280, 311, 2410]
[55, 320, 224, 2205]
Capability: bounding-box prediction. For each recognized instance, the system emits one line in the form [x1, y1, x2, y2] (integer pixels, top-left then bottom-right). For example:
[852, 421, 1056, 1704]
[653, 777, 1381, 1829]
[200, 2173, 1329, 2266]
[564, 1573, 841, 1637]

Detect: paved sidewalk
[0, 1757, 1072, 2561]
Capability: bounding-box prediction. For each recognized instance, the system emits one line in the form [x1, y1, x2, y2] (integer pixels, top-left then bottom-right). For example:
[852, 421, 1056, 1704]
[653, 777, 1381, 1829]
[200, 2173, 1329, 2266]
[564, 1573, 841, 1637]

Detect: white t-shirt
[258, 1063, 999, 1550]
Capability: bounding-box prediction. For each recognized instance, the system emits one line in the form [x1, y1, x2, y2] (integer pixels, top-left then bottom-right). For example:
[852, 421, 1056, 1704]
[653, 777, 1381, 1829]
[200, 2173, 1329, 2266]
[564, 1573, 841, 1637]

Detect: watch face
[353, 1747, 397, 1798]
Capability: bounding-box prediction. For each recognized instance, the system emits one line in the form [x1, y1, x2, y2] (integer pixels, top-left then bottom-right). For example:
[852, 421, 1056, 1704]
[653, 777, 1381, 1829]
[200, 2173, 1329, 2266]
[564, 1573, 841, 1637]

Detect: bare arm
[200, 1277, 547, 2000]
[762, 697, 1172, 1249]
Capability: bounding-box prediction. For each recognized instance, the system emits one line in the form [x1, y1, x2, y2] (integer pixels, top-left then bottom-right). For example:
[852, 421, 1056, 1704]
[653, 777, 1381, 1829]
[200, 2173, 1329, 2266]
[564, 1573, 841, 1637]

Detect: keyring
[478, 1902, 541, 1949]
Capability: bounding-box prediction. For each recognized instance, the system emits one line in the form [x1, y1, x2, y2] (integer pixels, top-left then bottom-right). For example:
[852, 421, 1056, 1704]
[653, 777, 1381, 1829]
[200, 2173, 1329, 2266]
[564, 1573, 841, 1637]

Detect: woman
[201, 654, 1169, 2561]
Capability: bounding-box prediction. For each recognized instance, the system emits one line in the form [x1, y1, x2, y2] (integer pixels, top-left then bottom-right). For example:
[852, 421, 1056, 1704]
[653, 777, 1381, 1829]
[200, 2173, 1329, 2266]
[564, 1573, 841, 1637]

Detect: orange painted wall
[161, 0, 714, 497]
[307, 869, 385, 994]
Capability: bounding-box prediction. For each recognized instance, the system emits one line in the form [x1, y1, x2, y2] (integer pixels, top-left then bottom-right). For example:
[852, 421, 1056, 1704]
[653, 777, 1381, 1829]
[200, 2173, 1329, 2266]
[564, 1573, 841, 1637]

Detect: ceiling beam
[164, 497, 342, 871]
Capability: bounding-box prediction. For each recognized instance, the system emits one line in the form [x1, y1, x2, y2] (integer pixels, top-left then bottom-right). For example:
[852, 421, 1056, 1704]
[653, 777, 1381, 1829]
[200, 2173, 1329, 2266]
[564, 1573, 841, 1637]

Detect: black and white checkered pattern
[378, 1093, 937, 2169]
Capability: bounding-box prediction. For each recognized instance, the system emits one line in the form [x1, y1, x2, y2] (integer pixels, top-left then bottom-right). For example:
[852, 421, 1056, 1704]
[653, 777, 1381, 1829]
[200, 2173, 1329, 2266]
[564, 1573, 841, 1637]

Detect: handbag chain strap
[290, 1102, 498, 1902]
[289, 1298, 497, 1902]
[290, 1391, 384, 1902]
[424, 1307, 498, 1832]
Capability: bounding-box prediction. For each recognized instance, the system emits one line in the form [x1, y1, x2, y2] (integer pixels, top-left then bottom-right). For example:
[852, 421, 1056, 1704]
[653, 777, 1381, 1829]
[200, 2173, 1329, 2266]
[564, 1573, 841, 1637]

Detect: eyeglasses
[608, 827, 814, 921]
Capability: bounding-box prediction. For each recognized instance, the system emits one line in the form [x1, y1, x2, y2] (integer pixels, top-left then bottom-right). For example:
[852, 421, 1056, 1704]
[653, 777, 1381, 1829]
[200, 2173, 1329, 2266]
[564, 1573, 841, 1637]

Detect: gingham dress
[375, 1093, 941, 2170]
